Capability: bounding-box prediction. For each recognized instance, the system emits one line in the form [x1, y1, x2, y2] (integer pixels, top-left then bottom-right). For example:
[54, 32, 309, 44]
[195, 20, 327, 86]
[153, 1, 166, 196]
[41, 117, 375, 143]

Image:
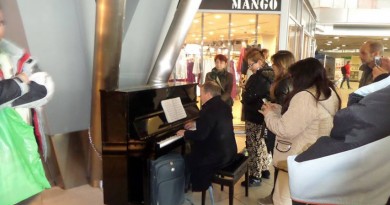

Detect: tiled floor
[19, 82, 359, 205]
[19, 134, 273, 205]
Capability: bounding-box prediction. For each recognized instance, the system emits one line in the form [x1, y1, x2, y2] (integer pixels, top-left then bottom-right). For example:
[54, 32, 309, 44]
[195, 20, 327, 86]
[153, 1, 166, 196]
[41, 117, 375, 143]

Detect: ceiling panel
[315, 35, 390, 53]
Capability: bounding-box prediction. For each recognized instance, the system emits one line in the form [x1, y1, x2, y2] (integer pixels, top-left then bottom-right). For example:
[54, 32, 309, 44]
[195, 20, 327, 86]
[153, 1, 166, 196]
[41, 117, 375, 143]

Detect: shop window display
[182, 12, 280, 125]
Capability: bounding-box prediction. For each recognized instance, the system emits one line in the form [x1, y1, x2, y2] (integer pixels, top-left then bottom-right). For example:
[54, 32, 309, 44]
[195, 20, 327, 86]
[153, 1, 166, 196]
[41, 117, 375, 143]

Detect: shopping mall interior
[1, 0, 389, 204]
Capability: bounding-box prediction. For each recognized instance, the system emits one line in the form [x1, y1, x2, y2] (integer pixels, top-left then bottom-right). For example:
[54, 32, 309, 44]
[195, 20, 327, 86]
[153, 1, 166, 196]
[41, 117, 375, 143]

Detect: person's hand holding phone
[373, 56, 389, 80]
[259, 98, 278, 115]
[379, 57, 390, 72]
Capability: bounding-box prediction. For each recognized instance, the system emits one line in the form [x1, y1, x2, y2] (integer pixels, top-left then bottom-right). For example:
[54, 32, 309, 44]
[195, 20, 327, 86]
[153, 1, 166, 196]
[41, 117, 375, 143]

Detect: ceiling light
[214, 15, 221, 19]
[209, 31, 214, 35]
[220, 35, 224, 37]
[326, 43, 331, 46]
[334, 37, 339, 39]
[327, 41, 332, 44]
[384, 38, 389, 41]
[342, 44, 346, 47]
[249, 19, 256, 23]
[208, 22, 214, 25]
[193, 19, 199, 24]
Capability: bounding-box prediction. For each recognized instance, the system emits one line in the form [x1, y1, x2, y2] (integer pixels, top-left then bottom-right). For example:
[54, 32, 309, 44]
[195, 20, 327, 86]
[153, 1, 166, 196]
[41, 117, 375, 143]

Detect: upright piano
[100, 83, 199, 205]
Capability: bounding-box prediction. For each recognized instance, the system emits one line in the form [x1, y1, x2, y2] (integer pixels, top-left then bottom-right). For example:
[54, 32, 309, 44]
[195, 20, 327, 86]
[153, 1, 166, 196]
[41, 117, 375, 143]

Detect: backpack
[341, 66, 347, 75]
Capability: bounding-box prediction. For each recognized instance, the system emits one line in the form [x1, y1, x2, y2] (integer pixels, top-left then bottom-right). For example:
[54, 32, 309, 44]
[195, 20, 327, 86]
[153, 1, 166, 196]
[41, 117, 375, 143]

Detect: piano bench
[201, 153, 249, 205]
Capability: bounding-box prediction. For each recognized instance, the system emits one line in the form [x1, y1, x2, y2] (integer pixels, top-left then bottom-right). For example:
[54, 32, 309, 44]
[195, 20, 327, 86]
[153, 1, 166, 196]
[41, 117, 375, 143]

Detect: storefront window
[288, 18, 302, 58]
[183, 12, 280, 125]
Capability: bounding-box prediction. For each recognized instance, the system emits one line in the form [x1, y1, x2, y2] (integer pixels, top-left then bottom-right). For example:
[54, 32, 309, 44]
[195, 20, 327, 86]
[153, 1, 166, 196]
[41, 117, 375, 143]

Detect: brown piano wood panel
[100, 83, 198, 205]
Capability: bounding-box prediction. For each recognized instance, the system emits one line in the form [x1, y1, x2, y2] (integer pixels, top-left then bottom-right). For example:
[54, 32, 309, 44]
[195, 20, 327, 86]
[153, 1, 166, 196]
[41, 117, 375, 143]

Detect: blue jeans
[340, 75, 351, 88]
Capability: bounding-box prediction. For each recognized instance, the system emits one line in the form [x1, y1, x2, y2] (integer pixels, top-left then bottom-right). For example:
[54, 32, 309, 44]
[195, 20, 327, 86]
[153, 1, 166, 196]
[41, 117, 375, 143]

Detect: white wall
[1, 1, 180, 135]
[3, 0, 92, 134]
[119, 0, 178, 87]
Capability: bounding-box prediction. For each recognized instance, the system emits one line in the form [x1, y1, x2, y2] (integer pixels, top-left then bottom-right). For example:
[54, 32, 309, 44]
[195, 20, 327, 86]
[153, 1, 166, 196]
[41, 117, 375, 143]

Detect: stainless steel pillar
[89, 0, 125, 187]
[147, 0, 202, 85]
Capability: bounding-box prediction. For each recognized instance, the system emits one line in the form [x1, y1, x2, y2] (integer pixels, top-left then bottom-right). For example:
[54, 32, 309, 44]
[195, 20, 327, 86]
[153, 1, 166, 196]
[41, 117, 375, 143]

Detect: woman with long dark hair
[261, 57, 341, 205]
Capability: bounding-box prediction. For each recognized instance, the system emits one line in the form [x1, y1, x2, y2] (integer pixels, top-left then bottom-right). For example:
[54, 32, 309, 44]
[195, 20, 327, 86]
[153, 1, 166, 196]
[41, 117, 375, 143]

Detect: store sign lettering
[199, 0, 281, 11]
[232, 0, 279, 10]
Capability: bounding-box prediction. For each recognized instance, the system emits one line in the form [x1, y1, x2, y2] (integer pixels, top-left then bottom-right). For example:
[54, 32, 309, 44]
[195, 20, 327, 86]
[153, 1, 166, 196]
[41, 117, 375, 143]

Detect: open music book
[161, 97, 187, 123]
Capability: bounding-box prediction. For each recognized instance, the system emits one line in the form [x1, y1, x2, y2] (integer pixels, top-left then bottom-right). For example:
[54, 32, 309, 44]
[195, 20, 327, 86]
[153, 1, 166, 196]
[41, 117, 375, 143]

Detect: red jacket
[344, 64, 351, 75]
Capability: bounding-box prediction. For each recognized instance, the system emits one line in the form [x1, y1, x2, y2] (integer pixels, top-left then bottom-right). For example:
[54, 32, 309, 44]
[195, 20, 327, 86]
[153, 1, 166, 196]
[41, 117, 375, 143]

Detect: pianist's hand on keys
[184, 121, 196, 130]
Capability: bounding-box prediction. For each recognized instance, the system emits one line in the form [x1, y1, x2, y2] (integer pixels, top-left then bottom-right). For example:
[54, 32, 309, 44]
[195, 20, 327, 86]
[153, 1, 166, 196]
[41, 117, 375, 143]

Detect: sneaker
[261, 170, 270, 179]
[241, 176, 261, 187]
[257, 194, 273, 205]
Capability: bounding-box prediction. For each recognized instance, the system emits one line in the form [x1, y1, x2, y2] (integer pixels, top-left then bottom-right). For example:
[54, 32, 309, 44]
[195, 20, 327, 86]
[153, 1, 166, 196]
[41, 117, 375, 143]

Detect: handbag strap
[215, 76, 225, 92]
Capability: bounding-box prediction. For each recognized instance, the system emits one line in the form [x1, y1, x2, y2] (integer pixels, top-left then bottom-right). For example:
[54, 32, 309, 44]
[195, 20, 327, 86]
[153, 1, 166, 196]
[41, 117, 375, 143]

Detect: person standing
[241, 48, 274, 187]
[176, 81, 237, 192]
[261, 58, 341, 205]
[340, 60, 352, 89]
[358, 40, 384, 88]
[0, 8, 52, 205]
[287, 80, 390, 205]
[205, 54, 234, 106]
[258, 50, 295, 205]
[261, 48, 272, 67]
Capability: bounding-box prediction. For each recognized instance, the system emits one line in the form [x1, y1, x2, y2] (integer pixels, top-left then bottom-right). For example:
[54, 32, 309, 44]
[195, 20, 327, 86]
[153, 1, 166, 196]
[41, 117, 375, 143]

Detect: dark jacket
[273, 76, 292, 105]
[184, 96, 237, 191]
[205, 68, 234, 106]
[0, 79, 49, 109]
[0, 78, 22, 105]
[358, 64, 373, 88]
[241, 67, 274, 124]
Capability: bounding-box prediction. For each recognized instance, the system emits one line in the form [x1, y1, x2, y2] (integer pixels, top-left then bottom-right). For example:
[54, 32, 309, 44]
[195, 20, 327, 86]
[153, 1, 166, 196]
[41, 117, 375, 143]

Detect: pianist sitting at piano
[176, 81, 238, 192]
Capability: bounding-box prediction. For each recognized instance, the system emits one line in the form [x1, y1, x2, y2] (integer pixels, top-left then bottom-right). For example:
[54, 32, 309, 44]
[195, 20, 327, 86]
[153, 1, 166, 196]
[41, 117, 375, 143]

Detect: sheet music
[161, 97, 187, 123]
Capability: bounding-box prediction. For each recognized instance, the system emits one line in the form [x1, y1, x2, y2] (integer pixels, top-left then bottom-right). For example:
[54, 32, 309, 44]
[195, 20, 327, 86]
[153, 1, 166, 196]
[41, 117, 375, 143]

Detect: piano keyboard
[157, 135, 183, 148]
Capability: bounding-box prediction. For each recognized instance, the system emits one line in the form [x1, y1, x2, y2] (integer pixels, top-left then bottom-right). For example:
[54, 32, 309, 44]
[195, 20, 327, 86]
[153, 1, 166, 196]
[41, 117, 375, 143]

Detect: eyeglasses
[248, 62, 255, 69]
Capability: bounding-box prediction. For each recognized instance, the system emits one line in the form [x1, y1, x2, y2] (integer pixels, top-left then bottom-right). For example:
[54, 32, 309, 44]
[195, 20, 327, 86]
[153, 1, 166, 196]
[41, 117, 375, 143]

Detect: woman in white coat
[260, 58, 341, 205]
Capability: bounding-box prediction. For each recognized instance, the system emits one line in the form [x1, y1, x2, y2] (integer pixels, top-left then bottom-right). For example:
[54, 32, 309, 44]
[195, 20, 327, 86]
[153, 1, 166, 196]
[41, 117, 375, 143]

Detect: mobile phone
[262, 98, 269, 103]
[374, 56, 382, 67]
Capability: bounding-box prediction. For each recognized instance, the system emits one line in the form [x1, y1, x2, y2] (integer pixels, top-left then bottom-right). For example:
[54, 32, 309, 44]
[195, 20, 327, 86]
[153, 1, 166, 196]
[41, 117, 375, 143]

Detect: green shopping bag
[0, 108, 51, 205]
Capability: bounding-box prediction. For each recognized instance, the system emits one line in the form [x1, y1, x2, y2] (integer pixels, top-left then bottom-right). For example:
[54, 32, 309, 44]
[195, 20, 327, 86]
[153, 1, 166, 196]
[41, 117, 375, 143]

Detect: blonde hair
[245, 48, 265, 63]
[270, 50, 295, 101]
[271, 50, 295, 80]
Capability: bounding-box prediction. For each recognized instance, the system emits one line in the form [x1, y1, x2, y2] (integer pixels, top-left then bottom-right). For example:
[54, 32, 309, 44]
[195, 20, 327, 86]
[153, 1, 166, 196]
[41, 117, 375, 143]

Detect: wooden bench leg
[201, 190, 206, 205]
[220, 175, 224, 191]
[245, 168, 249, 196]
[229, 185, 234, 205]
